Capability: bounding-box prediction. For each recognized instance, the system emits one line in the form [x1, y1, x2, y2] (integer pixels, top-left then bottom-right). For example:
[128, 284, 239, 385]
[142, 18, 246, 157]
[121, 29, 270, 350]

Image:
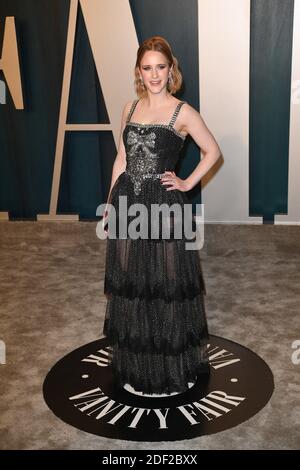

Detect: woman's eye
[142, 65, 166, 71]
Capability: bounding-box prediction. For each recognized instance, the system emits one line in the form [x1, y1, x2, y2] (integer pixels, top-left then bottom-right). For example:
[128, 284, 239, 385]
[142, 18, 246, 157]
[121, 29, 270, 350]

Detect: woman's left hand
[160, 171, 191, 192]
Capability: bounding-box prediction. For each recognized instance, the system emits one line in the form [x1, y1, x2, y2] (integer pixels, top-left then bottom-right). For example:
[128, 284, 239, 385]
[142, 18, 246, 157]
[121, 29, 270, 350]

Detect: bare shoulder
[125, 99, 136, 110]
[179, 102, 221, 154]
[179, 102, 208, 132]
[120, 99, 136, 125]
[123, 100, 134, 115]
[180, 101, 201, 120]
[175, 101, 200, 135]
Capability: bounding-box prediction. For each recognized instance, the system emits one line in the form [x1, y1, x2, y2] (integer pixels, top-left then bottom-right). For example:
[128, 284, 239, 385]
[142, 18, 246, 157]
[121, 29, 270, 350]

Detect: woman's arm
[102, 101, 132, 232]
[161, 103, 222, 192]
[182, 103, 222, 190]
[106, 101, 131, 203]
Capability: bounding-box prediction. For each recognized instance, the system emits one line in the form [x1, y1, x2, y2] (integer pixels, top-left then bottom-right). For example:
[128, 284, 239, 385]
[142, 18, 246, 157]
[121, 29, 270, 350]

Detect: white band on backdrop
[199, 0, 262, 224]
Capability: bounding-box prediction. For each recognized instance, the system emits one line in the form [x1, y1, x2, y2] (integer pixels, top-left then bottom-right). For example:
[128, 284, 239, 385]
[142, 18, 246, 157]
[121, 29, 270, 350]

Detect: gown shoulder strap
[126, 98, 140, 123]
[169, 101, 186, 128]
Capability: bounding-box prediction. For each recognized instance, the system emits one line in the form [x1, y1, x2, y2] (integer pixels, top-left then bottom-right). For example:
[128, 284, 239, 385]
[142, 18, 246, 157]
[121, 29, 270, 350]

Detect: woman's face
[139, 50, 171, 95]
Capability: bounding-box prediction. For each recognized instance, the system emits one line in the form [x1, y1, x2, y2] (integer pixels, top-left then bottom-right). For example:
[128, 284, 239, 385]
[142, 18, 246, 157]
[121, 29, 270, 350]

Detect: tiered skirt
[103, 172, 209, 394]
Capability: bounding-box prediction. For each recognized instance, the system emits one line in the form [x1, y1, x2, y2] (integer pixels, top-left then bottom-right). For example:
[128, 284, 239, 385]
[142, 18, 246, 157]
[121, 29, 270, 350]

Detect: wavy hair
[133, 36, 182, 98]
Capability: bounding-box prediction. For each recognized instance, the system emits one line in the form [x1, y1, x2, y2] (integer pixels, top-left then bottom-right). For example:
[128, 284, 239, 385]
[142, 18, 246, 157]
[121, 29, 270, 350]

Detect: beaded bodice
[123, 99, 186, 195]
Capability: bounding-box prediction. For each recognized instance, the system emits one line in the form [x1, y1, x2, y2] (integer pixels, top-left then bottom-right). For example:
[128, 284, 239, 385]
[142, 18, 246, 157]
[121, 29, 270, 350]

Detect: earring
[139, 76, 145, 88]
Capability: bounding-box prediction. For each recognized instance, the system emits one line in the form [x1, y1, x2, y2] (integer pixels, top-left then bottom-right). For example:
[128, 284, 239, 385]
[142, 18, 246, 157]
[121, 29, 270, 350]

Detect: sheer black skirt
[102, 172, 209, 395]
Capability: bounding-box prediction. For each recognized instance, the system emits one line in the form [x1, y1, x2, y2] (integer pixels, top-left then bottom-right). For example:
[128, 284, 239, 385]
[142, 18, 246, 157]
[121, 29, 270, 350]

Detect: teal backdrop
[0, 0, 200, 220]
[0, 0, 295, 222]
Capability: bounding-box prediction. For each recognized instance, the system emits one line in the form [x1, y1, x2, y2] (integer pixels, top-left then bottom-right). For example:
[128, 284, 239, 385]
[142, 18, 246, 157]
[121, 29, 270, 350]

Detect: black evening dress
[103, 99, 209, 395]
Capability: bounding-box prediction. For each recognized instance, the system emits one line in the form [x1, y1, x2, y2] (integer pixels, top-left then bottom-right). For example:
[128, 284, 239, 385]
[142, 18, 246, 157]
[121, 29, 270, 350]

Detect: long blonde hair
[133, 36, 183, 98]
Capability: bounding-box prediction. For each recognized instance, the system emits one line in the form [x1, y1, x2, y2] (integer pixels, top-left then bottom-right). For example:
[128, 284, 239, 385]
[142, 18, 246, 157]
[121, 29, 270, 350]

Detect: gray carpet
[0, 221, 299, 449]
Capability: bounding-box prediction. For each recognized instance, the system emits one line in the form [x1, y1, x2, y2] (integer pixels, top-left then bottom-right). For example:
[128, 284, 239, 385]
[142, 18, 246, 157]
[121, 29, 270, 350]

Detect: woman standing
[102, 36, 221, 396]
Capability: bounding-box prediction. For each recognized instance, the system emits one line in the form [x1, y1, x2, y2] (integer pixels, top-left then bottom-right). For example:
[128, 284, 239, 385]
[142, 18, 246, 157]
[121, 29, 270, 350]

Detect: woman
[102, 36, 221, 397]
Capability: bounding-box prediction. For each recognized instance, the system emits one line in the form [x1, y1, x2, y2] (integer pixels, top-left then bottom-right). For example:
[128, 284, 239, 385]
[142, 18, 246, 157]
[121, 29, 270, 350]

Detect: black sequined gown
[103, 99, 209, 395]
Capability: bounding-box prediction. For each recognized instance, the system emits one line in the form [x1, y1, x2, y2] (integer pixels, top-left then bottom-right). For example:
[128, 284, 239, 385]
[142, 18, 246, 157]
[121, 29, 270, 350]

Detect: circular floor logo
[43, 335, 274, 441]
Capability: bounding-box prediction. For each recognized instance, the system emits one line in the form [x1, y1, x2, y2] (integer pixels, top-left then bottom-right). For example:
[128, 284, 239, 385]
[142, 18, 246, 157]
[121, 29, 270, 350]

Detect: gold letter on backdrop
[0, 16, 23, 109]
[38, 0, 138, 221]
[0, 16, 23, 220]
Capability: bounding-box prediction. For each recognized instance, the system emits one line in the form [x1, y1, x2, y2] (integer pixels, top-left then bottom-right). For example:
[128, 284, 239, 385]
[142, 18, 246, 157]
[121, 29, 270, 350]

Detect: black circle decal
[43, 335, 274, 441]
